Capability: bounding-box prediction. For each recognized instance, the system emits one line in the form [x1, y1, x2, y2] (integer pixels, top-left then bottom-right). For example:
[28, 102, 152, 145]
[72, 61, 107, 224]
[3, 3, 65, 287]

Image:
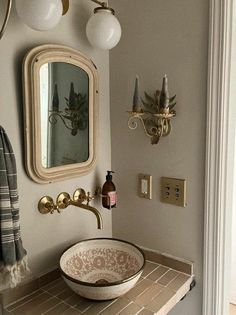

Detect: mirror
[23, 45, 98, 183]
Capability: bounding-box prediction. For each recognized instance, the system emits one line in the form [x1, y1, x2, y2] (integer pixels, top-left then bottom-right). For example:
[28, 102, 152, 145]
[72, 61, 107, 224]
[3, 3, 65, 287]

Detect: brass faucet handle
[38, 196, 55, 214]
[86, 192, 94, 204]
[73, 188, 87, 204]
[57, 192, 71, 209]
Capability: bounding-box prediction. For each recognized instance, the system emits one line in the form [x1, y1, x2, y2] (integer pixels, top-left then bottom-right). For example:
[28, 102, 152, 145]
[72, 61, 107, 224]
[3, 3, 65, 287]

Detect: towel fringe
[0, 255, 30, 290]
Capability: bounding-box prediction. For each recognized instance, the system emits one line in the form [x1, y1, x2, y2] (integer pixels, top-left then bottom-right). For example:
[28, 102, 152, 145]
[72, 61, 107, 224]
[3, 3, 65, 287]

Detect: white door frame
[203, 0, 235, 314]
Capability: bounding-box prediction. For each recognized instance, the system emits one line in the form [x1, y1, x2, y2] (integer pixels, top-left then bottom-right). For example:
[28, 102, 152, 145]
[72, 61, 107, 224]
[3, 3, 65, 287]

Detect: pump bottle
[102, 171, 117, 209]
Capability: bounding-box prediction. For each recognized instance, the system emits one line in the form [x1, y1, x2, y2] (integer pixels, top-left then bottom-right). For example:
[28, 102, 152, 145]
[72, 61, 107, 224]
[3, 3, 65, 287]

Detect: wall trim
[203, 0, 234, 314]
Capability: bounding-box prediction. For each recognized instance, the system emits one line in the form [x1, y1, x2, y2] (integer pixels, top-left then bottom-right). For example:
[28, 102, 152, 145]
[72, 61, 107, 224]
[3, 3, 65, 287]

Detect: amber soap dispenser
[102, 171, 117, 209]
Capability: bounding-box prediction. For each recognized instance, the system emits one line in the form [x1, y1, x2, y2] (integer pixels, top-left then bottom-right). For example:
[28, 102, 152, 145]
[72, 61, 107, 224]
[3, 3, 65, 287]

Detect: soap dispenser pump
[102, 171, 117, 209]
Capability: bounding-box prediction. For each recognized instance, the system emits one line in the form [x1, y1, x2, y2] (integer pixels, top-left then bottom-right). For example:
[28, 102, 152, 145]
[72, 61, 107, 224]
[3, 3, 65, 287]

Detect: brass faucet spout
[70, 200, 103, 230]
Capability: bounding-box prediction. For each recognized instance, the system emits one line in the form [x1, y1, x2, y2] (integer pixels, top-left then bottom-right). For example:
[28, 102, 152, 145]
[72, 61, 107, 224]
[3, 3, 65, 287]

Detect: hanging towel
[0, 126, 29, 290]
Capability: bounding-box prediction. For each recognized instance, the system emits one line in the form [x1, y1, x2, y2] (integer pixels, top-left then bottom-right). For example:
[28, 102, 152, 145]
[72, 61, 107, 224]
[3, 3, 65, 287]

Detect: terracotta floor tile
[39, 270, 60, 288]
[46, 281, 68, 296]
[74, 298, 93, 312]
[146, 266, 169, 282]
[135, 283, 163, 306]
[167, 273, 190, 292]
[11, 292, 51, 315]
[145, 287, 175, 313]
[7, 290, 44, 311]
[157, 270, 179, 286]
[82, 300, 116, 315]
[142, 261, 159, 278]
[64, 294, 84, 307]
[61, 307, 81, 315]
[42, 279, 63, 291]
[4, 257, 193, 315]
[3, 281, 40, 308]
[117, 302, 142, 315]
[99, 297, 131, 315]
[124, 278, 153, 300]
[137, 309, 155, 315]
[57, 288, 74, 301]
[24, 297, 60, 315]
[43, 302, 71, 315]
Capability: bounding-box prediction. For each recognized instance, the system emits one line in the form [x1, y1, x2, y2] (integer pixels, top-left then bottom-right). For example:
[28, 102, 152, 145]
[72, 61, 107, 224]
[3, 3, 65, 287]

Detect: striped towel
[0, 126, 29, 290]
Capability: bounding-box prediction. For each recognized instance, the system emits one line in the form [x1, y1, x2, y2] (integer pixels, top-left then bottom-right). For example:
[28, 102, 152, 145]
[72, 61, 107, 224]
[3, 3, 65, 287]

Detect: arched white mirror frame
[23, 44, 98, 183]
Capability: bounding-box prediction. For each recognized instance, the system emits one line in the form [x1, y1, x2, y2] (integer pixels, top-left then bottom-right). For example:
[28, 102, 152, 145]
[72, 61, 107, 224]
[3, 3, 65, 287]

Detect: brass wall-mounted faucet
[38, 188, 103, 229]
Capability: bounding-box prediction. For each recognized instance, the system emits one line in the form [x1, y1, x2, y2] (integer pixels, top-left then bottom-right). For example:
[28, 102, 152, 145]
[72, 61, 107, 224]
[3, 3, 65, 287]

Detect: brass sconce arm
[38, 188, 103, 229]
[128, 75, 177, 145]
[62, 0, 113, 16]
[90, 0, 108, 7]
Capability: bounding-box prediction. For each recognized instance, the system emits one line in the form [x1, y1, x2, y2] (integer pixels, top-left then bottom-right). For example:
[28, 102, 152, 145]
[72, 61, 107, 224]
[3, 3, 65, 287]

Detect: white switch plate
[139, 174, 152, 199]
[160, 177, 186, 207]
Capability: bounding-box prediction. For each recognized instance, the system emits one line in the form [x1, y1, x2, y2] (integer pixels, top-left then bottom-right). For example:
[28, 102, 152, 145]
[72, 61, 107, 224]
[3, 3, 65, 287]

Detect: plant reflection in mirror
[49, 82, 88, 136]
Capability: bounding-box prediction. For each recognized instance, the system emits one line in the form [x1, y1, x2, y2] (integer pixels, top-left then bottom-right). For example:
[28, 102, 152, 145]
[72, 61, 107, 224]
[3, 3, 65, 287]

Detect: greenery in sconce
[140, 91, 177, 145]
[141, 90, 177, 115]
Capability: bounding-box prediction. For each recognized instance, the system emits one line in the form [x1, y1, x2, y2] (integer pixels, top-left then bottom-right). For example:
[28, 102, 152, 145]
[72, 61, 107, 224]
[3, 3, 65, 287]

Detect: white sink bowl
[59, 238, 145, 300]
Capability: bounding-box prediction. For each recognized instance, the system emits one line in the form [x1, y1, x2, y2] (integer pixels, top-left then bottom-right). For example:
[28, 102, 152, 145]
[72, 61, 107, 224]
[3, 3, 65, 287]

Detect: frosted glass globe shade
[86, 10, 121, 50]
[15, 0, 63, 31]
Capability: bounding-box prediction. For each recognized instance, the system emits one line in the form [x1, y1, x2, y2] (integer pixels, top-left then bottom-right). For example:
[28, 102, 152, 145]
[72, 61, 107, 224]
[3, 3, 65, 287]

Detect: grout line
[136, 307, 146, 314]
[152, 267, 170, 282]
[6, 289, 42, 308]
[42, 301, 68, 315]
[142, 267, 160, 278]
[40, 278, 63, 291]
[93, 299, 118, 315]
[79, 304, 92, 313]
[7, 290, 46, 311]
[159, 273, 180, 287]
[41, 287, 70, 300]
[113, 301, 133, 315]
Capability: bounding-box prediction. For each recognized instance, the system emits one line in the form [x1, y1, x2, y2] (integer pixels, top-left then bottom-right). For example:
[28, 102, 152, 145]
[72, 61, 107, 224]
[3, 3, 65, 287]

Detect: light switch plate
[139, 174, 152, 199]
[160, 177, 186, 207]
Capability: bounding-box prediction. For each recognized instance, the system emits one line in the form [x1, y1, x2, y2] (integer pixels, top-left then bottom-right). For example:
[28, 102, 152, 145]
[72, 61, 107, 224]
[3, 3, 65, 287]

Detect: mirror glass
[23, 45, 98, 183]
[40, 62, 89, 168]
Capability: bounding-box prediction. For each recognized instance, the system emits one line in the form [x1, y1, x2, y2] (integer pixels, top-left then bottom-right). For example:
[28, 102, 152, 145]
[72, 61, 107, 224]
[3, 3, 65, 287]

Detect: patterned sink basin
[59, 238, 145, 300]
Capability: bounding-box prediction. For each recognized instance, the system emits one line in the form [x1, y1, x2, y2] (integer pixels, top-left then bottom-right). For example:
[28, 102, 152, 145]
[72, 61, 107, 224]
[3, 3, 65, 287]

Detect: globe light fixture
[15, 0, 63, 31]
[86, 6, 121, 50]
[0, 0, 121, 50]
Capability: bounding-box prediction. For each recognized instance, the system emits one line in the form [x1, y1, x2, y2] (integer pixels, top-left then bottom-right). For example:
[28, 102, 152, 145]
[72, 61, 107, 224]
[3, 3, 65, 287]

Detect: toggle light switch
[139, 174, 152, 199]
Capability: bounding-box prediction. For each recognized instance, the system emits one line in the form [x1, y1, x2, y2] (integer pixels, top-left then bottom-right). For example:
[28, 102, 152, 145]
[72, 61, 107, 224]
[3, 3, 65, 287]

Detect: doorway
[203, 0, 236, 314]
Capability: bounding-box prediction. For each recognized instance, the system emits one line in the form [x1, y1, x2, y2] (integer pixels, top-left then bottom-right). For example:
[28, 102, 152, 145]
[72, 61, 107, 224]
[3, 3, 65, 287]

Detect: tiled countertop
[5, 260, 194, 315]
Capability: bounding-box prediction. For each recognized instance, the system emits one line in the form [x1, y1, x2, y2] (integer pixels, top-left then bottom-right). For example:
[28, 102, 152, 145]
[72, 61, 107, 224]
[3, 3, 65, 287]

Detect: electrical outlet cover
[139, 174, 152, 199]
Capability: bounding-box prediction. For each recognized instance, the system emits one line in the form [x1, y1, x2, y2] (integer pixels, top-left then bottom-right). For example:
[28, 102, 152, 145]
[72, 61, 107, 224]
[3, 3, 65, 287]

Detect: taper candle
[132, 76, 141, 112]
[159, 74, 170, 108]
[52, 83, 59, 111]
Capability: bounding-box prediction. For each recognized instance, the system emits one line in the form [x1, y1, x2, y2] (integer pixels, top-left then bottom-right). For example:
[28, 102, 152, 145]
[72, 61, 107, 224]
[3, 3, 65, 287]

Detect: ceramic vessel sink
[59, 238, 145, 300]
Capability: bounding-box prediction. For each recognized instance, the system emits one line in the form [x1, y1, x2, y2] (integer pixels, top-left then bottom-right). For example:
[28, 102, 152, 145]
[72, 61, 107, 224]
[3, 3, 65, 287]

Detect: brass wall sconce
[1, 0, 121, 50]
[38, 188, 103, 229]
[127, 75, 177, 145]
[49, 83, 88, 136]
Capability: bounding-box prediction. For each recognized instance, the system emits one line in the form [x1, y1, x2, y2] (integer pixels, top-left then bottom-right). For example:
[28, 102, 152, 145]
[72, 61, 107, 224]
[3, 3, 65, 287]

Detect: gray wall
[1, 0, 209, 312]
[0, 0, 112, 278]
[110, 0, 209, 314]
